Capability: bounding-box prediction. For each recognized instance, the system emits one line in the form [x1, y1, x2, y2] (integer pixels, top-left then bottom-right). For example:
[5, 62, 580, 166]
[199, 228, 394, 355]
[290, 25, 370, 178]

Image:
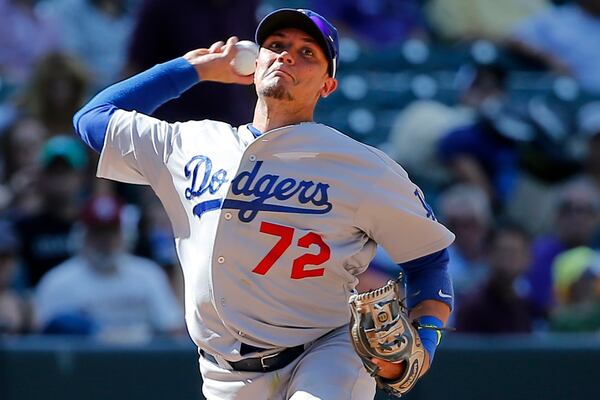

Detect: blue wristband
[415, 316, 444, 365]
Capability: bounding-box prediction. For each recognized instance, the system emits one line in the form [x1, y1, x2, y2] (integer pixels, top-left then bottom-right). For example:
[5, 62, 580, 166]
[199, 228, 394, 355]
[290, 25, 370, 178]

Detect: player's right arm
[182, 37, 255, 85]
[73, 36, 252, 155]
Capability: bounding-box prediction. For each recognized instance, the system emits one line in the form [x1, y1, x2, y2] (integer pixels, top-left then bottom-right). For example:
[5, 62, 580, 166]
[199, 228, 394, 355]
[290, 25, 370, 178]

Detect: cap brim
[255, 9, 334, 76]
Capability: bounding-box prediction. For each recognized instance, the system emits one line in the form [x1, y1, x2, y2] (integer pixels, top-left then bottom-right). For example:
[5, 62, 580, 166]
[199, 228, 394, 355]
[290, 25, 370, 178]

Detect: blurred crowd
[2, 0, 600, 341]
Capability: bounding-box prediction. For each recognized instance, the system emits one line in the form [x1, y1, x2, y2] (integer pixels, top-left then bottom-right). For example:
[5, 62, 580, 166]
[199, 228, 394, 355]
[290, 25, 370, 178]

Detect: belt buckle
[259, 351, 281, 371]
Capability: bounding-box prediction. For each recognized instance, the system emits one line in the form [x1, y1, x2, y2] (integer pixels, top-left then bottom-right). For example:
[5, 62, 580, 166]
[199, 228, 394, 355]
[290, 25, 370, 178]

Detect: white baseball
[232, 40, 259, 76]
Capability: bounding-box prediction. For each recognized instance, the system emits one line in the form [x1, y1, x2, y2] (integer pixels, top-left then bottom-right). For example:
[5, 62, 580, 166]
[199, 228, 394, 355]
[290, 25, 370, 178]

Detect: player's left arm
[372, 248, 453, 379]
[352, 150, 455, 386]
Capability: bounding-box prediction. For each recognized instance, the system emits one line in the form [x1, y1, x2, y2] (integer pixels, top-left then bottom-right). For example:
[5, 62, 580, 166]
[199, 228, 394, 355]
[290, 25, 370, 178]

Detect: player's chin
[258, 81, 293, 101]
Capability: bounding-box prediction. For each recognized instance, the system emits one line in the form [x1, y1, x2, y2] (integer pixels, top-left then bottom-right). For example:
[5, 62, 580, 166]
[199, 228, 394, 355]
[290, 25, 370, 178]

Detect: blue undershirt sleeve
[73, 57, 200, 153]
[399, 248, 453, 310]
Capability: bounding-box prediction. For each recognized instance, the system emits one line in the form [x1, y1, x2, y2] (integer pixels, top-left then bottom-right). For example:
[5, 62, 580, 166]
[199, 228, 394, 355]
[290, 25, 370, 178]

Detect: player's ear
[320, 77, 338, 98]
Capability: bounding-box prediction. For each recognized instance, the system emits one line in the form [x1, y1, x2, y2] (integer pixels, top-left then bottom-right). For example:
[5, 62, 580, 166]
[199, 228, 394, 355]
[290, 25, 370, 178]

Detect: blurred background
[2, 0, 600, 399]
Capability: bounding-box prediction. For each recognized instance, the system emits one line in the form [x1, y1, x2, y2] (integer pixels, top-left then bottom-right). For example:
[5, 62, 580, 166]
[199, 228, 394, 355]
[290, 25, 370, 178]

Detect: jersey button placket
[249, 155, 256, 162]
[217, 256, 225, 264]
[224, 212, 232, 220]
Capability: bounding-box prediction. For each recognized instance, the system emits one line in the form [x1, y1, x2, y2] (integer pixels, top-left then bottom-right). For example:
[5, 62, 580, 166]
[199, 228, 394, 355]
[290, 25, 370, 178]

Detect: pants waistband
[200, 344, 305, 373]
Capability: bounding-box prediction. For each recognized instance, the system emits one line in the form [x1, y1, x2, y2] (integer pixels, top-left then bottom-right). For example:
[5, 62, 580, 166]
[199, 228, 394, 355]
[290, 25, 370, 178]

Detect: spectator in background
[134, 188, 183, 302]
[125, 0, 258, 125]
[456, 223, 534, 334]
[0, 116, 47, 183]
[0, 223, 30, 335]
[0, 116, 47, 219]
[437, 61, 527, 209]
[386, 61, 506, 195]
[425, 0, 548, 42]
[508, 0, 600, 93]
[19, 52, 89, 137]
[438, 184, 491, 307]
[550, 246, 600, 332]
[135, 189, 178, 271]
[577, 101, 600, 193]
[0, 0, 60, 86]
[14, 136, 87, 287]
[386, 98, 471, 193]
[40, 0, 138, 89]
[572, 101, 600, 248]
[309, 0, 427, 48]
[526, 178, 600, 318]
[34, 195, 184, 342]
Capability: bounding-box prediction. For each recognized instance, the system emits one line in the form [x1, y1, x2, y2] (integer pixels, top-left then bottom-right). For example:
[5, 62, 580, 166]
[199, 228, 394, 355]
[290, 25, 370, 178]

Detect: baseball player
[73, 8, 455, 399]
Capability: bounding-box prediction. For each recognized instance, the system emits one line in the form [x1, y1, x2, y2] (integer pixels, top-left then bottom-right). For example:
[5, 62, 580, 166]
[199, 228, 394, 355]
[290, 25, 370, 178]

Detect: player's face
[255, 28, 337, 104]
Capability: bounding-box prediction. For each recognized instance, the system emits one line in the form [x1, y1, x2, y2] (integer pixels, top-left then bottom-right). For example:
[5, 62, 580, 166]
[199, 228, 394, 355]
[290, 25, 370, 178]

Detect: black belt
[200, 343, 305, 372]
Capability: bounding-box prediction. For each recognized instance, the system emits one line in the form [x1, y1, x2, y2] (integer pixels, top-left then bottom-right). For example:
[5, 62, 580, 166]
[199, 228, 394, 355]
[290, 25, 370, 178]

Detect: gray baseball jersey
[98, 109, 455, 360]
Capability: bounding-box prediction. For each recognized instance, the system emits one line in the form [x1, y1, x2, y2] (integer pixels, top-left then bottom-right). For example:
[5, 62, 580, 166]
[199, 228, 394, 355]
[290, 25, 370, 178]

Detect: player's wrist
[414, 315, 444, 366]
[182, 51, 209, 81]
[168, 57, 202, 89]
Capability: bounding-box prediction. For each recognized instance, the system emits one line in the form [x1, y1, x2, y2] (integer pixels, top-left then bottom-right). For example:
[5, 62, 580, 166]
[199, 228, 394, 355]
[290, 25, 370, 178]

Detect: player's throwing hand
[184, 36, 254, 85]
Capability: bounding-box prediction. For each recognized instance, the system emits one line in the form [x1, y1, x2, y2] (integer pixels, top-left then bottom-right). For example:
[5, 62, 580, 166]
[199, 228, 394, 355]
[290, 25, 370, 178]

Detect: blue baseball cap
[255, 8, 339, 78]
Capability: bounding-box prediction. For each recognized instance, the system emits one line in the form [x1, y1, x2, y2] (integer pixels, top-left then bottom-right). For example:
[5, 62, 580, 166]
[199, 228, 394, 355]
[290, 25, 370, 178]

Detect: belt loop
[259, 352, 281, 370]
[214, 354, 233, 370]
[201, 349, 233, 370]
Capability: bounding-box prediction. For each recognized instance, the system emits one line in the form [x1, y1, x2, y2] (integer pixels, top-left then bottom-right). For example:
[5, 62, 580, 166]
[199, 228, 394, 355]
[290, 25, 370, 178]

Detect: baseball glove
[349, 275, 425, 397]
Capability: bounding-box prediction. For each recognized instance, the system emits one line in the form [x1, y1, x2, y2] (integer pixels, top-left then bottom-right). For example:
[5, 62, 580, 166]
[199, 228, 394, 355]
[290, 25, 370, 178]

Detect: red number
[291, 232, 330, 279]
[252, 222, 331, 279]
[252, 222, 294, 275]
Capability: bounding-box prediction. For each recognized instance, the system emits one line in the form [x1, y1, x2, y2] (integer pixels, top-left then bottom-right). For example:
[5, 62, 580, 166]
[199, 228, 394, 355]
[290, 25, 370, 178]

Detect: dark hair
[19, 52, 89, 133]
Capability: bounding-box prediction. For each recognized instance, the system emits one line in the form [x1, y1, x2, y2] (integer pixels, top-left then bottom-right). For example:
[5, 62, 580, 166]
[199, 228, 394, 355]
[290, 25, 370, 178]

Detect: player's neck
[252, 98, 314, 132]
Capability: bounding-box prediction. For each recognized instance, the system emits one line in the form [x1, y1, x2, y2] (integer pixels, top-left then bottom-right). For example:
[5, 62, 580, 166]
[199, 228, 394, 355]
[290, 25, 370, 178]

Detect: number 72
[252, 221, 331, 279]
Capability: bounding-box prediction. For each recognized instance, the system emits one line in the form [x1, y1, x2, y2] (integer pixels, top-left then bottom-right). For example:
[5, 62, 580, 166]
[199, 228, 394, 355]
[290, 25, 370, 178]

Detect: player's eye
[268, 42, 283, 51]
[301, 48, 314, 57]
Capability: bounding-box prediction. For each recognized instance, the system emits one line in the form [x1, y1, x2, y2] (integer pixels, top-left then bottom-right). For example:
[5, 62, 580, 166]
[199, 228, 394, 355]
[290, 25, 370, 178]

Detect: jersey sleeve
[97, 109, 177, 185]
[354, 156, 455, 263]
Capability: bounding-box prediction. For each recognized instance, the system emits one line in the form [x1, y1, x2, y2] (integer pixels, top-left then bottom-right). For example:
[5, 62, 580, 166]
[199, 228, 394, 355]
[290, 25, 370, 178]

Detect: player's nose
[277, 50, 294, 65]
